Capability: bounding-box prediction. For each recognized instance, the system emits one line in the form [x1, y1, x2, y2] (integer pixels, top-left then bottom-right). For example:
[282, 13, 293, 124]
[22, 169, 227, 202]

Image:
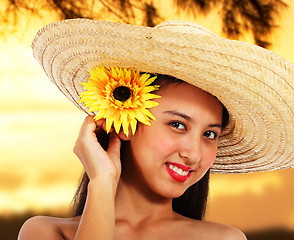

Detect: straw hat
[32, 19, 294, 174]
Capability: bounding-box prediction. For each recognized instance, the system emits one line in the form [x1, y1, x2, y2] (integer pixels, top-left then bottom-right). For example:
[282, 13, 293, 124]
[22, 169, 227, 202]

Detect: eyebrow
[163, 110, 192, 121]
[163, 110, 222, 129]
[208, 123, 222, 129]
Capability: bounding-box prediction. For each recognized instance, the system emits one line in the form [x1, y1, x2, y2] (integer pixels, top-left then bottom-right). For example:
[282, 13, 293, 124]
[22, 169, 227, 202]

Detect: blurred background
[1, 0, 294, 239]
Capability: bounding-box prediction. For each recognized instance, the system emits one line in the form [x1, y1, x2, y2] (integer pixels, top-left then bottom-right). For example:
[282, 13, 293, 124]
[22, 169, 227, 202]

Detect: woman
[18, 19, 294, 240]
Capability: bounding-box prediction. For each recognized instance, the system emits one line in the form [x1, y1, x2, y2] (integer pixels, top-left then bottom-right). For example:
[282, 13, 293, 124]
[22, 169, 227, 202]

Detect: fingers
[78, 116, 97, 138]
[81, 115, 115, 134]
[74, 116, 122, 182]
[74, 116, 102, 164]
[107, 131, 121, 161]
[75, 115, 122, 157]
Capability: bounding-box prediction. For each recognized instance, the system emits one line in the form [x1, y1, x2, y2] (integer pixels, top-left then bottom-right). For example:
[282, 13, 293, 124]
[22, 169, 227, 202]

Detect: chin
[166, 192, 186, 199]
[153, 183, 189, 199]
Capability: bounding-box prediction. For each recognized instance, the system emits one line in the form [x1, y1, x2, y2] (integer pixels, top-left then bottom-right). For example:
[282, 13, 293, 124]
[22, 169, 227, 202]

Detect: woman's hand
[73, 116, 122, 184]
[73, 116, 121, 240]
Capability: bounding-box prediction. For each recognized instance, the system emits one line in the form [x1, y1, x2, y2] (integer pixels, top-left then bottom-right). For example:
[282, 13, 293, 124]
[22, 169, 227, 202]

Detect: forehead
[157, 81, 218, 103]
[153, 75, 219, 102]
[153, 81, 223, 122]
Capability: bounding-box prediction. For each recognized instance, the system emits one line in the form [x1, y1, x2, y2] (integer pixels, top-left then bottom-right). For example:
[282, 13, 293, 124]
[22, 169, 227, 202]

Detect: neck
[114, 144, 176, 226]
[115, 177, 175, 226]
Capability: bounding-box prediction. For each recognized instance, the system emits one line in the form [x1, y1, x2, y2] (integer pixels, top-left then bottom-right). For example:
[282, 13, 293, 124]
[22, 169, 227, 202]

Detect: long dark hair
[72, 74, 229, 220]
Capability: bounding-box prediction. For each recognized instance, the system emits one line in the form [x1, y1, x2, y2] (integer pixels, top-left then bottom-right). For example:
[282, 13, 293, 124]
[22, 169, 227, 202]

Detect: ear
[118, 130, 131, 141]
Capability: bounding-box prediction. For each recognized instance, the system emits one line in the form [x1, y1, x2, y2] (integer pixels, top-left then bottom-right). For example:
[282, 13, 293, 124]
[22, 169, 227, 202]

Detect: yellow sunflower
[79, 66, 161, 136]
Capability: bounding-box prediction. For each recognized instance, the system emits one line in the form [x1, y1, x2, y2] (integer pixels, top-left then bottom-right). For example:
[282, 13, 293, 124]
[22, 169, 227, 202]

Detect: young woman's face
[124, 82, 223, 198]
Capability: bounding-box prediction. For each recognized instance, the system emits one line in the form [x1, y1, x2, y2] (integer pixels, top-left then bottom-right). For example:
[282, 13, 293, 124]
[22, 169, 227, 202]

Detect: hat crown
[155, 20, 217, 37]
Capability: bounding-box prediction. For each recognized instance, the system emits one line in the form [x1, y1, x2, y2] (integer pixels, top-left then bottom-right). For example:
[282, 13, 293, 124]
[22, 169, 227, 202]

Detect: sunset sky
[1, 0, 294, 233]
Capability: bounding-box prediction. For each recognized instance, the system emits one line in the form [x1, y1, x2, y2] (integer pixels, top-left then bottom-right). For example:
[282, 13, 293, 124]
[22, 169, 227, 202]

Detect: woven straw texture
[32, 19, 294, 174]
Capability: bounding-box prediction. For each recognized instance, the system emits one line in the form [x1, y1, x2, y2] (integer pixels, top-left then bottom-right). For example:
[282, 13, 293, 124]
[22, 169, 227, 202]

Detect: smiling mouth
[165, 162, 192, 182]
[166, 163, 190, 176]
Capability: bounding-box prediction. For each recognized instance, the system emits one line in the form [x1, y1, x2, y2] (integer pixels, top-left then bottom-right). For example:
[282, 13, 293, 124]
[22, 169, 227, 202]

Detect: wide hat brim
[32, 19, 294, 174]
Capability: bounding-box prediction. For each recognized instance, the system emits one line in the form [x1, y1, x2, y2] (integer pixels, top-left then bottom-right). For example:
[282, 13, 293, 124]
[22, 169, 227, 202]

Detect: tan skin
[18, 82, 247, 240]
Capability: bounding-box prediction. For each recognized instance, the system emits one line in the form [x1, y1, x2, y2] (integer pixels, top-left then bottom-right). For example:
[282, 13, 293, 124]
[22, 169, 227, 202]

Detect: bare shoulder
[18, 215, 80, 240]
[192, 220, 247, 240]
[18, 216, 63, 240]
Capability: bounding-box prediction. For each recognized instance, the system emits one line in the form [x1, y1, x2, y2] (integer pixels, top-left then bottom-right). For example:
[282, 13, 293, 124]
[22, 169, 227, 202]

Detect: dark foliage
[1, 0, 288, 48]
[174, 0, 288, 48]
[246, 228, 294, 240]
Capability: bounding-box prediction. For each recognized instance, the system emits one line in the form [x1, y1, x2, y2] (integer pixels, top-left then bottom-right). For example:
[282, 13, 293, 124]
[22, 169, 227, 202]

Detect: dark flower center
[113, 86, 131, 102]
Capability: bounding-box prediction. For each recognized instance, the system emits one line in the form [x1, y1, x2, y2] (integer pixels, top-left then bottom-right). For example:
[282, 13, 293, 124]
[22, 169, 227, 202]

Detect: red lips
[165, 162, 192, 182]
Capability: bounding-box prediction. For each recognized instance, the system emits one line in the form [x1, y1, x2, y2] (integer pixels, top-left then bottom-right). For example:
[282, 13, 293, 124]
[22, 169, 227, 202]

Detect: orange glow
[1, 0, 294, 232]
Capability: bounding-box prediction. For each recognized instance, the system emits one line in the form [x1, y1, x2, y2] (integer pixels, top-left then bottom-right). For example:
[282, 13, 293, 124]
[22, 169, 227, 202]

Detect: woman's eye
[204, 131, 218, 140]
[169, 121, 186, 130]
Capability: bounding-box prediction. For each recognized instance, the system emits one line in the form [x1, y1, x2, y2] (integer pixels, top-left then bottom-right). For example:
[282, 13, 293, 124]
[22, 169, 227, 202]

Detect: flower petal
[144, 76, 157, 86]
[105, 115, 114, 133]
[129, 117, 137, 135]
[113, 112, 122, 134]
[141, 108, 156, 120]
[79, 66, 161, 136]
[142, 100, 160, 109]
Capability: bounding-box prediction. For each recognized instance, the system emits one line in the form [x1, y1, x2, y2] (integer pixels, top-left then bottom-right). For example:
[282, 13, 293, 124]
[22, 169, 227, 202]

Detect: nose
[178, 135, 202, 165]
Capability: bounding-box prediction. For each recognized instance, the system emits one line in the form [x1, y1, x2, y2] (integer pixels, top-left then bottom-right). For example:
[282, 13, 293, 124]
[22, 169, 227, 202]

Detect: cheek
[131, 126, 178, 162]
[152, 134, 178, 158]
[199, 146, 218, 169]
